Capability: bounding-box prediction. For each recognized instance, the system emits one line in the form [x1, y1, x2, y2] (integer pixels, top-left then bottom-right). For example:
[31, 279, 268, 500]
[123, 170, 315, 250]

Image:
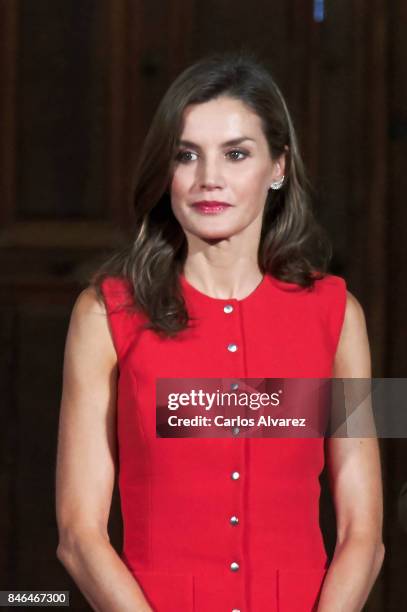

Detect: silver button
[231, 471, 240, 480]
[227, 343, 238, 352]
[230, 561, 240, 572]
[231, 382, 239, 390]
[224, 304, 234, 314]
[232, 426, 240, 435]
[230, 515, 239, 525]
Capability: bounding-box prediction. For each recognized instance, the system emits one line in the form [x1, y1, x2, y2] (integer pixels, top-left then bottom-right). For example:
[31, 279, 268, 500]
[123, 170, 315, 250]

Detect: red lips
[192, 200, 232, 207]
[190, 201, 233, 215]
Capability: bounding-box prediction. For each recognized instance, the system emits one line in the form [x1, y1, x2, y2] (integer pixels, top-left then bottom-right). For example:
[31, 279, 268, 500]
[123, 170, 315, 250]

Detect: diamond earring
[269, 175, 285, 190]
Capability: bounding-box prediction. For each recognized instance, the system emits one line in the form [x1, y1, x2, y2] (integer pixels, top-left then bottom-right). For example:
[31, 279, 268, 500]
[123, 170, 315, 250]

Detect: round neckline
[180, 272, 270, 305]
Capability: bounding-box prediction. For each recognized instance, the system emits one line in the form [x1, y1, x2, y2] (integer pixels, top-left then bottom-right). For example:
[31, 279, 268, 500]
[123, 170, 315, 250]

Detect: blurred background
[0, 0, 406, 609]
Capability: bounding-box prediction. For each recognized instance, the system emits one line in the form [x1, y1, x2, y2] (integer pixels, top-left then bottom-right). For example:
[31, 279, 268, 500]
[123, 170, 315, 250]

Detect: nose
[197, 157, 224, 190]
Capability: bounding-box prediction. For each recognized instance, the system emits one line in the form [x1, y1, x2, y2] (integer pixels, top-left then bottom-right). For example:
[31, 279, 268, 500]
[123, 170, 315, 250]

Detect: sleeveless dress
[100, 271, 347, 612]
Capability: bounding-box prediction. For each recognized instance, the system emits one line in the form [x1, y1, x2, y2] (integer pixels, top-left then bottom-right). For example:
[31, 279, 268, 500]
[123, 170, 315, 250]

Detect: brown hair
[90, 50, 332, 338]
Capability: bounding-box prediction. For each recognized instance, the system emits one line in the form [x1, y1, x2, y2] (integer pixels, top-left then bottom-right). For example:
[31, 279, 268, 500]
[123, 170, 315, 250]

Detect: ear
[270, 152, 286, 182]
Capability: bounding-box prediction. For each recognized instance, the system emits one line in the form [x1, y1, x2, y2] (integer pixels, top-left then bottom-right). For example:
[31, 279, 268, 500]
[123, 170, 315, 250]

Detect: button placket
[222, 300, 244, 603]
[223, 302, 242, 436]
[230, 469, 242, 577]
[223, 299, 239, 354]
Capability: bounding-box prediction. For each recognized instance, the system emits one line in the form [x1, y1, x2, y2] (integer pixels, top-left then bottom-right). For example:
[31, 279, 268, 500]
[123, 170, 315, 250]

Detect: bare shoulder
[66, 285, 117, 369]
[333, 290, 371, 377]
[344, 289, 366, 324]
[72, 285, 107, 316]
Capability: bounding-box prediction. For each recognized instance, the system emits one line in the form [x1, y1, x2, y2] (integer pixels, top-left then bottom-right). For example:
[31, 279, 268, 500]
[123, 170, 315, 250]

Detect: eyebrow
[176, 136, 256, 149]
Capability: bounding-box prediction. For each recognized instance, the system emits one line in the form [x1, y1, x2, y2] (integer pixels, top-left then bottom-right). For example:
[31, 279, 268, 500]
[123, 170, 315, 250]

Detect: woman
[55, 51, 384, 611]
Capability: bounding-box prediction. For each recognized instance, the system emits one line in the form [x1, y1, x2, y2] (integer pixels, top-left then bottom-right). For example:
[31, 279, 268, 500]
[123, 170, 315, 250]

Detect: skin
[55, 95, 384, 611]
[55, 292, 152, 611]
[316, 299, 385, 611]
[170, 95, 285, 299]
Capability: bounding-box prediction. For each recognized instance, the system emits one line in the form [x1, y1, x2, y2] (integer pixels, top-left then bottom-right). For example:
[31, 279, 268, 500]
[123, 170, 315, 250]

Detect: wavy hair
[90, 50, 332, 337]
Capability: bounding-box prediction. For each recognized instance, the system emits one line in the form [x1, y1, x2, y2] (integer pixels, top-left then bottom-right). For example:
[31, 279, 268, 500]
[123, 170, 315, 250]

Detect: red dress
[101, 272, 347, 612]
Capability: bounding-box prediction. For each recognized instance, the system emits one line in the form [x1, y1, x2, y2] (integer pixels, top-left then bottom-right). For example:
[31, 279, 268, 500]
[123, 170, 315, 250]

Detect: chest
[124, 293, 334, 381]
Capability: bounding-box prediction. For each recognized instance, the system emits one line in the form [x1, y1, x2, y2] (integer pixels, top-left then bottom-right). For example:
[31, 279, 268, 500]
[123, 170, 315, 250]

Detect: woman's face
[170, 95, 285, 243]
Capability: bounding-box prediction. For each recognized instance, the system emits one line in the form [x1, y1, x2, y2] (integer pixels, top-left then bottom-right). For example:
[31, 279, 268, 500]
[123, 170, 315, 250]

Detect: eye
[226, 149, 249, 161]
[175, 150, 198, 163]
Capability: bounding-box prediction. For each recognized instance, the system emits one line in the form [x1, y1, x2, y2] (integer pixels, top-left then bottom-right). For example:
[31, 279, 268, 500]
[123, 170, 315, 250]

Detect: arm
[55, 287, 153, 612]
[317, 291, 385, 612]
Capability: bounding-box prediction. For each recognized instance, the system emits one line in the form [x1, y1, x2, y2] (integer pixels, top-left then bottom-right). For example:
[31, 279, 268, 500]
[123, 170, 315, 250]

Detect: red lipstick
[191, 200, 232, 214]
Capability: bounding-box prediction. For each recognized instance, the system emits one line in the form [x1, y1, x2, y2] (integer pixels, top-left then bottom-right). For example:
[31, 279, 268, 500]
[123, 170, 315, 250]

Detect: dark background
[0, 0, 406, 609]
